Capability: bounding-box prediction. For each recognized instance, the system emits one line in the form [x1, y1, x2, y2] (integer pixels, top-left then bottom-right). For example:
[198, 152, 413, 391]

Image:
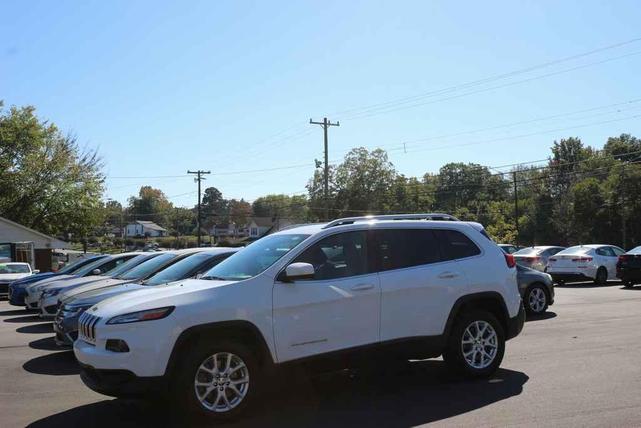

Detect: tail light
[505, 253, 516, 268]
[572, 257, 593, 262]
[618, 255, 630, 266]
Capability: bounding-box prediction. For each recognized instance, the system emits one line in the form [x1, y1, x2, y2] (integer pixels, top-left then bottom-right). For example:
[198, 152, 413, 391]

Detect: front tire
[173, 340, 260, 422]
[624, 281, 635, 288]
[525, 284, 548, 315]
[443, 310, 505, 378]
[595, 267, 608, 286]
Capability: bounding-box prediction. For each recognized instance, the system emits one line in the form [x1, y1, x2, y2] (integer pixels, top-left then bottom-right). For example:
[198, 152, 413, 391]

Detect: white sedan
[0, 263, 37, 297]
[546, 244, 625, 285]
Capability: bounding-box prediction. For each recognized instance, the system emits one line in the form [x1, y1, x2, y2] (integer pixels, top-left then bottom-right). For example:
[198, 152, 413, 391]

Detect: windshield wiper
[201, 275, 227, 281]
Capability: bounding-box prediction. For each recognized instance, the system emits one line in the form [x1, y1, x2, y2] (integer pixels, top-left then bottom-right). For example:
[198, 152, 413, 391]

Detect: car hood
[89, 279, 236, 319]
[0, 273, 32, 282]
[11, 272, 57, 285]
[26, 274, 77, 292]
[40, 275, 111, 292]
[60, 277, 130, 301]
[65, 282, 146, 307]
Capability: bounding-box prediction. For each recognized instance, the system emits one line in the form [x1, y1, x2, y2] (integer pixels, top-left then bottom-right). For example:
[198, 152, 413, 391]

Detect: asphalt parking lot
[3, 282, 641, 427]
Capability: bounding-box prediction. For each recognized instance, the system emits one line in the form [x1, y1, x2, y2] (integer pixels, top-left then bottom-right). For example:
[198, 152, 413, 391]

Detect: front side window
[108, 254, 158, 278]
[434, 229, 481, 261]
[204, 234, 309, 281]
[293, 231, 369, 280]
[375, 229, 440, 271]
[612, 247, 626, 256]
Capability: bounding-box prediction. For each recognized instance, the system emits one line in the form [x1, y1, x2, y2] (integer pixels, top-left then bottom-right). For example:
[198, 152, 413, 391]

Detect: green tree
[127, 186, 173, 226]
[0, 102, 105, 240]
[201, 186, 228, 227]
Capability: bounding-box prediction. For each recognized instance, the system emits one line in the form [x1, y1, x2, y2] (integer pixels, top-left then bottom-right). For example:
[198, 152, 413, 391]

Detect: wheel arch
[443, 292, 510, 340]
[164, 320, 274, 378]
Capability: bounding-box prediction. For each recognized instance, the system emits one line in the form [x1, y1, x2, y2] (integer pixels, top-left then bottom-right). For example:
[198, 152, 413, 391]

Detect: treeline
[2, 102, 640, 249]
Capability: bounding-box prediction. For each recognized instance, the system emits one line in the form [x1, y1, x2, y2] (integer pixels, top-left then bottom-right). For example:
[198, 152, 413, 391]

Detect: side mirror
[91, 268, 102, 275]
[195, 272, 204, 279]
[282, 262, 315, 282]
[32, 270, 40, 274]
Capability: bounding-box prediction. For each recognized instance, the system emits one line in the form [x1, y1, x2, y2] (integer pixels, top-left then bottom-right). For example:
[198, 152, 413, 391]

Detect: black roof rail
[322, 213, 459, 229]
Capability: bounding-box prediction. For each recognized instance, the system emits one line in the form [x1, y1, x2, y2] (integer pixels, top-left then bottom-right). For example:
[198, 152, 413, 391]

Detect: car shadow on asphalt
[28, 361, 528, 428]
[554, 281, 622, 289]
[4, 315, 44, 323]
[525, 311, 557, 322]
[16, 322, 53, 334]
[23, 350, 80, 376]
[29, 336, 65, 351]
[0, 308, 34, 316]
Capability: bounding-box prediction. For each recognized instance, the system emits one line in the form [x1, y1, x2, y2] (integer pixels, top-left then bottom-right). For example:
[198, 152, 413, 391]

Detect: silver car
[513, 246, 565, 272]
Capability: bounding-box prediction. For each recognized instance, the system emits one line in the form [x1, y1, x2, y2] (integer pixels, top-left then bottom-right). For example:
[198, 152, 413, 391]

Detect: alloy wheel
[461, 320, 498, 369]
[194, 352, 250, 413]
[528, 287, 547, 313]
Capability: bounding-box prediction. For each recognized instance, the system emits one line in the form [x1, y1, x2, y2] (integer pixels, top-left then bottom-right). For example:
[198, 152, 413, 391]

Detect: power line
[332, 37, 641, 120]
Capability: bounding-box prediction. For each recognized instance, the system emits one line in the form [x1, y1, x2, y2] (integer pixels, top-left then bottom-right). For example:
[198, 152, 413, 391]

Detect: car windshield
[144, 252, 212, 286]
[556, 246, 591, 255]
[58, 256, 104, 274]
[0, 263, 30, 274]
[72, 257, 111, 276]
[203, 234, 309, 281]
[514, 248, 540, 256]
[117, 253, 177, 280]
[108, 254, 159, 277]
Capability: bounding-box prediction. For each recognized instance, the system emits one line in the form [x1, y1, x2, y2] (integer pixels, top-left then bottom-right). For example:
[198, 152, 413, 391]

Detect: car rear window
[433, 229, 481, 260]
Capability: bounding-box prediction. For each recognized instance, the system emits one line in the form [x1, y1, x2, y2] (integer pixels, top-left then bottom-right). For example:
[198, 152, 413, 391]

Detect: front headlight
[65, 305, 91, 315]
[106, 306, 175, 325]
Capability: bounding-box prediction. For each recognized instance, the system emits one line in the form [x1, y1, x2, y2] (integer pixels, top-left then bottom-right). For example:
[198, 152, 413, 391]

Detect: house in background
[246, 217, 276, 239]
[209, 223, 239, 240]
[125, 220, 168, 238]
[0, 216, 70, 271]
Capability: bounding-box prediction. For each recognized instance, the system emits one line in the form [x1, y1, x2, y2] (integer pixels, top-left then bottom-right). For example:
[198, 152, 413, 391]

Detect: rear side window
[375, 229, 440, 271]
[434, 229, 481, 260]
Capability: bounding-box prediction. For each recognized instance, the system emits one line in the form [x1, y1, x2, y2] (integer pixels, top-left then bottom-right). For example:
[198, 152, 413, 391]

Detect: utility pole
[310, 117, 339, 220]
[512, 171, 520, 246]
[187, 170, 211, 247]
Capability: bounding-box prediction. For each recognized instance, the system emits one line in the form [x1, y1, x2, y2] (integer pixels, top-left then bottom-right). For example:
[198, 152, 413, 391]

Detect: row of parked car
[2, 213, 636, 422]
[499, 244, 641, 287]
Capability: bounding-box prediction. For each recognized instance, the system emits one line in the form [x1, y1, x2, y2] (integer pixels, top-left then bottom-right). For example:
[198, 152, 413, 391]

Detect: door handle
[438, 272, 459, 279]
[351, 283, 374, 291]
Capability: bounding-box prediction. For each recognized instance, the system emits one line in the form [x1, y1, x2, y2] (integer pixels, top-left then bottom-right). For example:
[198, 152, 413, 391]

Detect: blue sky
[2, 0, 640, 207]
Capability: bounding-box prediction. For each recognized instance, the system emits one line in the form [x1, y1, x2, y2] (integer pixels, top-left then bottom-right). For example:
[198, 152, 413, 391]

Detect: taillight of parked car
[505, 253, 516, 268]
[571, 257, 593, 262]
[617, 255, 630, 267]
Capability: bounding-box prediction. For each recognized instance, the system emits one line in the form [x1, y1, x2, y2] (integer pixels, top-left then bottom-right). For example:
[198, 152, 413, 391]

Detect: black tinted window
[294, 231, 369, 280]
[434, 229, 481, 260]
[375, 229, 440, 271]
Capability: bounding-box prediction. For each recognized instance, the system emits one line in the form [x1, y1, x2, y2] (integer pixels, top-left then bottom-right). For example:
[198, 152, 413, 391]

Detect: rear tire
[443, 310, 505, 378]
[525, 284, 548, 315]
[172, 339, 261, 422]
[595, 267, 608, 286]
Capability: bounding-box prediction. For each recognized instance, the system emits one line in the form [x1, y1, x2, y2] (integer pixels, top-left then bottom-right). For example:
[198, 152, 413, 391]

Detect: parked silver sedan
[513, 246, 565, 272]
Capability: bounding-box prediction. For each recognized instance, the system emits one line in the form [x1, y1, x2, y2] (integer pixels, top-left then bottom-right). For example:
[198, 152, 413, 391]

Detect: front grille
[0, 282, 9, 295]
[78, 312, 100, 343]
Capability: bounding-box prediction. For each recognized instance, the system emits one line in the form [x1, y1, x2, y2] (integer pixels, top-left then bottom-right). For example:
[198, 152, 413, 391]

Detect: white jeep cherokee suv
[74, 214, 524, 421]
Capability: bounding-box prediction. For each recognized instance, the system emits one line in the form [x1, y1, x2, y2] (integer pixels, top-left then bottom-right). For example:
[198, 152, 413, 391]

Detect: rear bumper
[506, 303, 525, 340]
[550, 273, 593, 283]
[79, 363, 168, 398]
[617, 268, 641, 282]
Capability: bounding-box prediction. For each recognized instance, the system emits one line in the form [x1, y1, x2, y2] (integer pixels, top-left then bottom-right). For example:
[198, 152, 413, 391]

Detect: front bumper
[79, 363, 168, 398]
[506, 302, 525, 340]
[8, 284, 27, 306]
[39, 295, 60, 318]
[0, 282, 10, 297]
[617, 268, 641, 282]
[25, 291, 42, 309]
[53, 311, 80, 347]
